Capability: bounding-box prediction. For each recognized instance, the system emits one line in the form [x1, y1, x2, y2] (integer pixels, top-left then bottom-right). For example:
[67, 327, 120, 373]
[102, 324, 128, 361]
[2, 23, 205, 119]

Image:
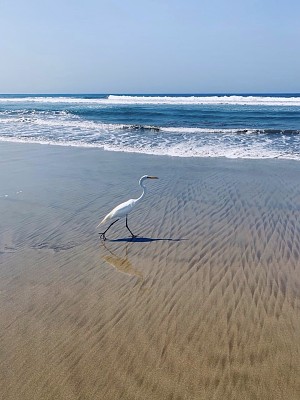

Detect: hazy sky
[0, 0, 299, 93]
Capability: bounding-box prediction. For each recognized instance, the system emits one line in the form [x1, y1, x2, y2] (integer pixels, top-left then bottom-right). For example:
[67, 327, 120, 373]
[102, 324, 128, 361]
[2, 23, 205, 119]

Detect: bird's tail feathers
[96, 214, 110, 228]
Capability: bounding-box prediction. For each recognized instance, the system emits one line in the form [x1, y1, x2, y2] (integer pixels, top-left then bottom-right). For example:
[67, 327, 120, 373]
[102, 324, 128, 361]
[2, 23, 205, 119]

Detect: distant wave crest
[107, 95, 300, 106]
[1, 95, 300, 106]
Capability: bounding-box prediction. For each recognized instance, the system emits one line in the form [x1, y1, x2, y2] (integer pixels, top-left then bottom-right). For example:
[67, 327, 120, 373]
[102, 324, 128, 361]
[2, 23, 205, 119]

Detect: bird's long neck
[135, 180, 146, 204]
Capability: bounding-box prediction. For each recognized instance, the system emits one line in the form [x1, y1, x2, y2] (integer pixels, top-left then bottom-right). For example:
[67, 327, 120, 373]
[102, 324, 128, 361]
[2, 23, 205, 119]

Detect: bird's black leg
[125, 215, 136, 238]
[99, 219, 120, 241]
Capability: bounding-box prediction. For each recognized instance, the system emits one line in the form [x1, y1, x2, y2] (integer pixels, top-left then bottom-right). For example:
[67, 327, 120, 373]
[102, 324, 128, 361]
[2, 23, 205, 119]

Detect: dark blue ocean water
[0, 94, 299, 159]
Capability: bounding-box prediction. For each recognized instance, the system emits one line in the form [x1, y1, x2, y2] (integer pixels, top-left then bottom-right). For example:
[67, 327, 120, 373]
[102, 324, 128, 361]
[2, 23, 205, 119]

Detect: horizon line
[1, 92, 300, 96]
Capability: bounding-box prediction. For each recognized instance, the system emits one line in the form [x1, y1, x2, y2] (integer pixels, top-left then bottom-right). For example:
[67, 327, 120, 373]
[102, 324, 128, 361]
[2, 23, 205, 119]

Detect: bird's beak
[147, 176, 159, 179]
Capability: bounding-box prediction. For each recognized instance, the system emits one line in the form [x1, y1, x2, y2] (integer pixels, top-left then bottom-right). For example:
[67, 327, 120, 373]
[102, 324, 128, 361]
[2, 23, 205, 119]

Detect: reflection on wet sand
[99, 242, 143, 280]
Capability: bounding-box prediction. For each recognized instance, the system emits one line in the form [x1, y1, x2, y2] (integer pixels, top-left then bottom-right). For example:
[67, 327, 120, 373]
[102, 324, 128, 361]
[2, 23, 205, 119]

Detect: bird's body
[98, 175, 158, 240]
[98, 199, 136, 226]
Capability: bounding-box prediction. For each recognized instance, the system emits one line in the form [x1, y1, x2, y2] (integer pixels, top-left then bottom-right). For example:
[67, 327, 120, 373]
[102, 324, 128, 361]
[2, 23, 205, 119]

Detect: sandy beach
[1, 141, 300, 400]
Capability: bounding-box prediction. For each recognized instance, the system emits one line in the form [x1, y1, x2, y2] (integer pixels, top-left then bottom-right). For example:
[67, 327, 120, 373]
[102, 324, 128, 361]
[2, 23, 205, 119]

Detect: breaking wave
[0, 114, 299, 160]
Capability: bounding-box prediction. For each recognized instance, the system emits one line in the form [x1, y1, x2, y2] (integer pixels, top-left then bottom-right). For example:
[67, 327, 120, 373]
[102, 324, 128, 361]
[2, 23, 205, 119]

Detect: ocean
[0, 94, 299, 159]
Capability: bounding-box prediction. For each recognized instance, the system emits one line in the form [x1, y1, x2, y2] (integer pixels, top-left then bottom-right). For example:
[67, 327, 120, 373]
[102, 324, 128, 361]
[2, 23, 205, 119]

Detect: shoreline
[1, 141, 300, 399]
[1, 137, 300, 162]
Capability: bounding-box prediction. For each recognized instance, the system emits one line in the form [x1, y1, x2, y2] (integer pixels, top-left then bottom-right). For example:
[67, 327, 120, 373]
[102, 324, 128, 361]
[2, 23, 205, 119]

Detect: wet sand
[0, 142, 300, 400]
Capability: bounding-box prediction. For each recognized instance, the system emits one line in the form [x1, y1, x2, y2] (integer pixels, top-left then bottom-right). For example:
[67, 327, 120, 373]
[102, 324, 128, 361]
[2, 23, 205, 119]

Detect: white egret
[97, 175, 158, 240]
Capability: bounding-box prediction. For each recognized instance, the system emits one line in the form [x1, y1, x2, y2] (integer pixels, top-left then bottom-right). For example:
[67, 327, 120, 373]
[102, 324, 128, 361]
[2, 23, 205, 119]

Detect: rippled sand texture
[1, 143, 300, 400]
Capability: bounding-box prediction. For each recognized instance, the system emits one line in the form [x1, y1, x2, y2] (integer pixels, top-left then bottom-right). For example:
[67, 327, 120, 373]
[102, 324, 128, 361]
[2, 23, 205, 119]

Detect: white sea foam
[0, 134, 298, 161]
[107, 95, 300, 106]
[0, 107, 291, 133]
[0, 95, 300, 106]
[0, 115, 294, 136]
[0, 112, 125, 132]
[160, 127, 259, 134]
[0, 97, 97, 104]
[0, 112, 299, 160]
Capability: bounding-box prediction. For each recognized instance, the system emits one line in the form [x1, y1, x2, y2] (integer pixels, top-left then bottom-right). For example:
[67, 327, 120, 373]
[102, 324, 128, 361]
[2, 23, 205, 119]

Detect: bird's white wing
[97, 199, 136, 227]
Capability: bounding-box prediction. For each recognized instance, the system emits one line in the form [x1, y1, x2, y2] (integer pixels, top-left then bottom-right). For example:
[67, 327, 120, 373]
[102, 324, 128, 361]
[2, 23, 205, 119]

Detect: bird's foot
[99, 233, 107, 241]
[130, 234, 137, 239]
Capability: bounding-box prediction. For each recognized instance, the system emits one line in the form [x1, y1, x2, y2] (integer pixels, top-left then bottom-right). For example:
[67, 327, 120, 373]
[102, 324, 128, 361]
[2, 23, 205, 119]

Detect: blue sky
[0, 0, 299, 93]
